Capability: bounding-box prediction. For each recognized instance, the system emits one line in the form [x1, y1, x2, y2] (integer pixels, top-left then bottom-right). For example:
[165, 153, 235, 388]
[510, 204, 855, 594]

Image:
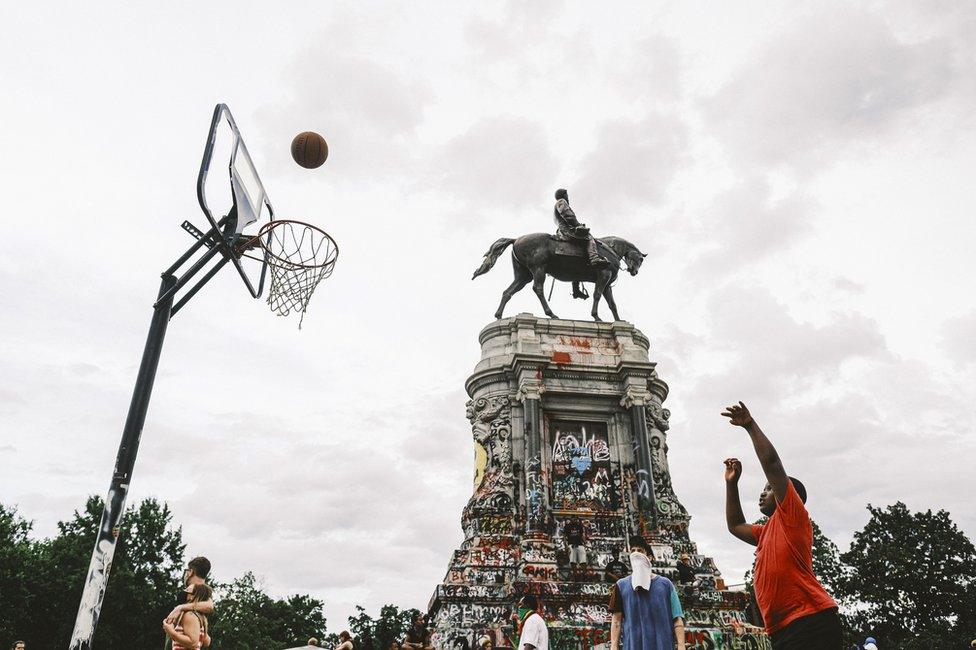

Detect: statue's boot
[587, 239, 610, 267]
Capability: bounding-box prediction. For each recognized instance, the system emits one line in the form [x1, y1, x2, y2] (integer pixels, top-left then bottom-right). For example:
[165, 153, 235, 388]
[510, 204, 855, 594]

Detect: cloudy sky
[3, 0, 975, 629]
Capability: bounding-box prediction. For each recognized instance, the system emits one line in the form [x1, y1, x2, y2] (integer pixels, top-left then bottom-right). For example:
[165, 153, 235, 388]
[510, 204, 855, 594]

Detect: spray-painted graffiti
[550, 420, 616, 510]
[433, 603, 511, 626]
[467, 515, 515, 536]
[553, 516, 624, 540]
[648, 427, 689, 521]
[521, 541, 557, 564]
[70, 486, 123, 649]
[548, 625, 611, 650]
[439, 584, 509, 601]
[464, 396, 516, 538]
[431, 327, 769, 650]
[449, 566, 510, 584]
[684, 629, 771, 650]
[521, 563, 558, 581]
[649, 543, 675, 564]
[468, 544, 518, 567]
[525, 454, 545, 526]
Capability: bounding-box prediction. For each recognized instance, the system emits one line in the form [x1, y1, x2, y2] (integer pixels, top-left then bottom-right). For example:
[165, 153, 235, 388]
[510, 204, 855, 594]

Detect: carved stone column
[516, 377, 547, 537]
[621, 385, 657, 530]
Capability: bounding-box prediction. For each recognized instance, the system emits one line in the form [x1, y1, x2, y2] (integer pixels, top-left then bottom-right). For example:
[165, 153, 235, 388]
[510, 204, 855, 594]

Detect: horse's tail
[472, 237, 516, 279]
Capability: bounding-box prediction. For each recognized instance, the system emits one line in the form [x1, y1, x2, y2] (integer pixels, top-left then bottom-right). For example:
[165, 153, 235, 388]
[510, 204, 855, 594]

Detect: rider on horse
[554, 189, 609, 267]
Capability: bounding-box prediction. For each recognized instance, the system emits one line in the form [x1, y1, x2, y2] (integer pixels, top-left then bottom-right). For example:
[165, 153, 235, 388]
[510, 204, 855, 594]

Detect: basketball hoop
[239, 219, 338, 327]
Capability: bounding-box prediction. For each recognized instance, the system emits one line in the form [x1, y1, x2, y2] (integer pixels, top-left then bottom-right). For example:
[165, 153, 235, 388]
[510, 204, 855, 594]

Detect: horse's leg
[604, 283, 621, 321]
[532, 268, 558, 319]
[591, 270, 611, 321]
[495, 258, 532, 319]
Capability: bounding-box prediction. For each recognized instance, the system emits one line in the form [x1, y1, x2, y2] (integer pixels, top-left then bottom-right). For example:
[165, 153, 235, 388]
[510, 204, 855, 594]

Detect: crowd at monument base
[427, 314, 768, 649]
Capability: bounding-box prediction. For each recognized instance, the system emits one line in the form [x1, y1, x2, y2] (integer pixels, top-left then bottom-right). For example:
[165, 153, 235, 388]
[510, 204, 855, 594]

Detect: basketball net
[254, 220, 338, 328]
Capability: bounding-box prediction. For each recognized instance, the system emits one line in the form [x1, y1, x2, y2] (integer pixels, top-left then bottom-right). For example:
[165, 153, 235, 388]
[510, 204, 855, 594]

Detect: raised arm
[724, 458, 757, 546]
[166, 597, 214, 622]
[721, 402, 789, 503]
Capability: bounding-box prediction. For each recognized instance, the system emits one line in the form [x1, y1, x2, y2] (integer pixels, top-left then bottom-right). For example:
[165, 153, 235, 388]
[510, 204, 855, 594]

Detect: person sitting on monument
[675, 553, 696, 586]
[553, 189, 608, 269]
[401, 613, 433, 650]
[604, 548, 629, 585]
[562, 518, 588, 577]
[721, 401, 842, 649]
[609, 538, 685, 650]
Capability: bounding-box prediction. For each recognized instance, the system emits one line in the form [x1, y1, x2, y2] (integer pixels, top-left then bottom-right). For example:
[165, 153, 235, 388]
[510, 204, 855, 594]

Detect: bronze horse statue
[472, 234, 646, 321]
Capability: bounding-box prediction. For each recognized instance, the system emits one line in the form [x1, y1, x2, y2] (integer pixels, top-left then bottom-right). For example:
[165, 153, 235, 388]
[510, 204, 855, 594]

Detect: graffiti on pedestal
[430, 325, 768, 650]
[463, 396, 517, 539]
[684, 629, 771, 650]
[645, 405, 689, 521]
[549, 420, 616, 510]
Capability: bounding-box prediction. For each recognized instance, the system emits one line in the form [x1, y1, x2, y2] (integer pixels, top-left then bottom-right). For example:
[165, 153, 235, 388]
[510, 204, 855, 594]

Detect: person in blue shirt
[608, 538, 685, 650]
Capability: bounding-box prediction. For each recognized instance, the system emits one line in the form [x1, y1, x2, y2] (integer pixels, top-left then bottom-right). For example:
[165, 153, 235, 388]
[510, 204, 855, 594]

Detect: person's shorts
[569, 545, 587, 564]
[770, 607, 843, 649]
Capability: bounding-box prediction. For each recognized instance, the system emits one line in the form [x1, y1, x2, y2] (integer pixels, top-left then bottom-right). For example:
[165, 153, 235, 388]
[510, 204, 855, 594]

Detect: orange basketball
[291, 131, 328, 169]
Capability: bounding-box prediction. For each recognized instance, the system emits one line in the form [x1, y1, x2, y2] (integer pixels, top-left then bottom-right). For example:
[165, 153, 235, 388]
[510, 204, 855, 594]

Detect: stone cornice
[478, 314, 650, 351]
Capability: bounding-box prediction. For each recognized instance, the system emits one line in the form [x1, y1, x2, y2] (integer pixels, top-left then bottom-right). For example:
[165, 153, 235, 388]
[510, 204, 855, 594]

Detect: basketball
[291, 131, 328, 169]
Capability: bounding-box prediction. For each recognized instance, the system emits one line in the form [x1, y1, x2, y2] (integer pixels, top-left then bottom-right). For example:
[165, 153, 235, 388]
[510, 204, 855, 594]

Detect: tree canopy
[839, 502, 976, 648]
[0, 496, 329, 649]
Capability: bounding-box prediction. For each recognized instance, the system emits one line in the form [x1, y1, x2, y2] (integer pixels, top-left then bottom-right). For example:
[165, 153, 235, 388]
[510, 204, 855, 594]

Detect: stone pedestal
[428, 315, 768, 649]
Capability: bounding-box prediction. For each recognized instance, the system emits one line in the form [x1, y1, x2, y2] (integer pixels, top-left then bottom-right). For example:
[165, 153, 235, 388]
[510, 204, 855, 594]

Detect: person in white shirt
[862, 638, 878, 650]
[516, 595, 548, 650]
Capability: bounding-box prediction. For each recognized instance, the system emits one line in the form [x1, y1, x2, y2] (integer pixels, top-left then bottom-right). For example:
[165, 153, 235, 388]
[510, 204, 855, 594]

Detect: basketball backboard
[196, 103, 272, 297]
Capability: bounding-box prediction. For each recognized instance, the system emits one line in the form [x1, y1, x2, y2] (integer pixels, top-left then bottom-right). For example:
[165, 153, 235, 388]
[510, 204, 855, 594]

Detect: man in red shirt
[721, 402, 842, 649]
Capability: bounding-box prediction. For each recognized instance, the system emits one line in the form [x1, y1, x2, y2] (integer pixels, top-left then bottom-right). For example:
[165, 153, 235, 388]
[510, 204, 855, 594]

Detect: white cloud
[940, 311, 976, 366]
[704, 5, 955, 171]
[572, 112, 688, 213]
[429, 116, 559, 210]
[2, 0, 975, 631]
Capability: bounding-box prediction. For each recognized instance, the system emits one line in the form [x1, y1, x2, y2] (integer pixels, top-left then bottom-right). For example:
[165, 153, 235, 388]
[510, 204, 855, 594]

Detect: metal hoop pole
[69, 273, 177, 649]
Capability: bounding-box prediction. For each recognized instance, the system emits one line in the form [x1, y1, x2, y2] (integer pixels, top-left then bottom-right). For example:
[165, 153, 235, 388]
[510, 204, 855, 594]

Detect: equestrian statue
[472, 188, 647, 322]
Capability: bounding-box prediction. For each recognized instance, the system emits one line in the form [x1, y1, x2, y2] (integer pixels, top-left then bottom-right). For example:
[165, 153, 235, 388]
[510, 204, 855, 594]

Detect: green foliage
[0, 496, 326, 649]
[14, 495, 186, 648]
[346, 604, 421, 650]
[0, 504, 36, 641]
[838, 502, 976, 649]
[743, 505, 976, 647]
[208, 571, 327, 649]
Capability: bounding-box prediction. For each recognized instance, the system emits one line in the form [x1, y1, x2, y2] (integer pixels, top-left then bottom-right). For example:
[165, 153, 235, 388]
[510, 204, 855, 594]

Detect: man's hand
[723, 458, 742, 484]
[165, 604, 184, 624]
[721, 402, 754, 428]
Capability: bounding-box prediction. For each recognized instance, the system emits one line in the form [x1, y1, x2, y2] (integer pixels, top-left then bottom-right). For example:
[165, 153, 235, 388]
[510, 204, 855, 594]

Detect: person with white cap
[608, 538, 685, 650]
[862, 638, 878, 650]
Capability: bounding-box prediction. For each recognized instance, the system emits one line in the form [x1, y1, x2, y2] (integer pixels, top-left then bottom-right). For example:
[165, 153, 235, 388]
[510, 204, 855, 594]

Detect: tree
[346, 604, 421, 650]
[0, 504, 36, 641]
[838, 502, 976, 648]
[27, 496, 186, 648]
[0, 496, 331, 648]
[209, 571, 327, 648]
